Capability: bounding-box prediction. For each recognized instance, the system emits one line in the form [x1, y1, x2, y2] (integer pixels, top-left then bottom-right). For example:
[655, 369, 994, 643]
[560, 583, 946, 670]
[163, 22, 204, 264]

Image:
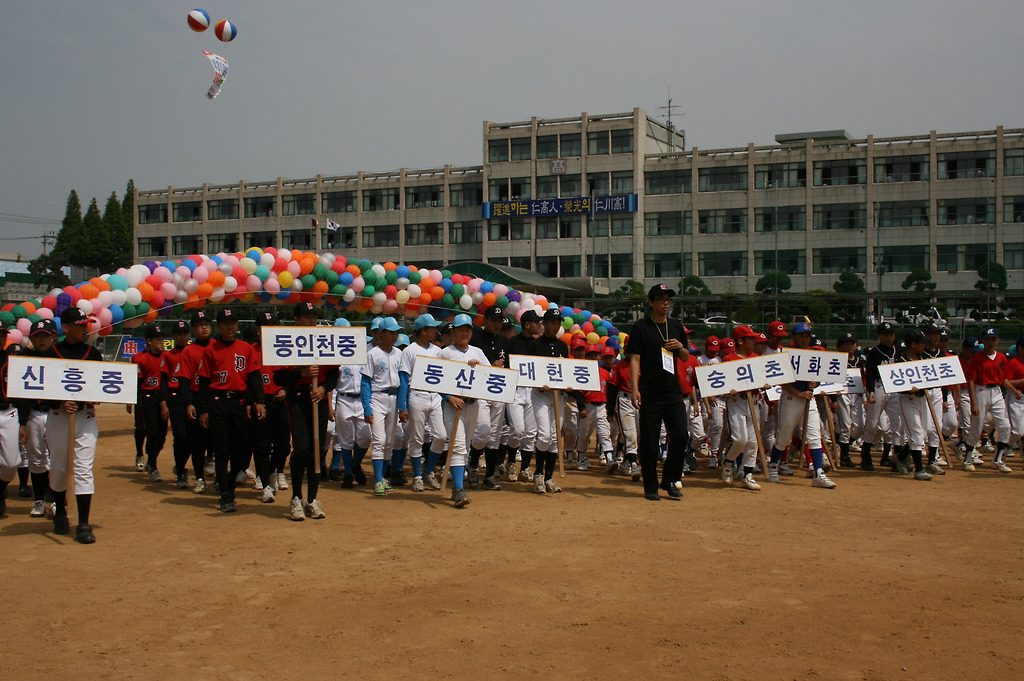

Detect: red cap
[768, 320, 788, 337]
[601, 346, 617, 357]
[705, 335, 720, 348]
[570, 336, 587, 349]
[721, 337, 735, 350]
[733, 325, 757, 339]
[755, 333, 768, 343]
[586, 344, 602, 354]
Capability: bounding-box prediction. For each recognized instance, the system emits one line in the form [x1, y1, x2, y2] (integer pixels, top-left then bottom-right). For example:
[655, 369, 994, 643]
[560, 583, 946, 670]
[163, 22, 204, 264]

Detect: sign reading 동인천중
[784, 348, 849, 384]
[877, 355, 966, 394]
[409, 356, 519, 404]
[508, 355, 601, 391]
[259, 326, 367, 366]
[7, 356, 138, 405]
[481, 194, 638, 219]
[695, 354, 796, 399]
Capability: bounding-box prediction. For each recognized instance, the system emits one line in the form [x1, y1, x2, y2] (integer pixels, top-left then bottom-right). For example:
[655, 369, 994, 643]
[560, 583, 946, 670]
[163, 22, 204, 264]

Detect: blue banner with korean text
[482, 194, 638, 219]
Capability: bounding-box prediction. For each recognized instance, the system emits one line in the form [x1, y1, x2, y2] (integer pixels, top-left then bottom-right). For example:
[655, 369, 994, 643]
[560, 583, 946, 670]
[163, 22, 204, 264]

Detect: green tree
[118, 179, 135, 266]
[755, 272, 792, 295]
[29, 189, 83, 288]
[98, 191, 123, 271]
[605, 279, 648, 326]
[900, 268, 936, 293]
[81, 198, 104, 269]
[678, 275, 711, 320]
[833, 270, 866, 294]
[975, 261, 1008, 292]
[831, 271, 867, 322]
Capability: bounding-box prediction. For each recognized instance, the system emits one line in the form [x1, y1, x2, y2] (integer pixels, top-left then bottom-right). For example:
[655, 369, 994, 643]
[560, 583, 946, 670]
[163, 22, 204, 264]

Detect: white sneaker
[721, 461, 734, 484]
[812, 469, 836, 489]
[193, 479, 207, 494]
[261, 485, 275, 503]
[305, 499, 325, 519]
[147, 469, 162, 482]
[914, 469, 933, 481]
[44, 501, 56, 519]
[30, 499, 46, 517]
[926, 463, 946, 476]
[778, 460, 794, 476]
[629, 462, 641, 481]
[767, 463, 780, 483]
[934, 455, 947, 467]
[707, 455, 718, 469]
[234, 470, 247, 484]
[544, 479, 562, 493]
[506, 462, 519, 482]
[963, 462, 976, 472]
[135, 455, 145, 471]
[411, 476, 425, 492]
[424, 471, 441, 490]
[980, 443, 995, 454]
[246, 468, 256, 479]
[533, 473, 546, 494]
[518, 467, 533, 483]
[968, 453, 984, 465]
[276, 472, 289, 490]
[699, 443, 711, 458]
[204, 460, 216, 477]
[253, 476, 263, 491]
[289, 497, 305, 521]
[990, 460, 1011, 473]
[742, 473, 761, 490]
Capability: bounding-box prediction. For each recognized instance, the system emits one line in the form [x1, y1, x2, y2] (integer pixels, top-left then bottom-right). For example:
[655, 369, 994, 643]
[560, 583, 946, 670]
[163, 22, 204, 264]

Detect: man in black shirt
[470, 305, 511, 489]
[626, 284, 690, 501]
[506, 310, 540, 481]
[530, 309, 573, 493]
[861, 322, 902, 471]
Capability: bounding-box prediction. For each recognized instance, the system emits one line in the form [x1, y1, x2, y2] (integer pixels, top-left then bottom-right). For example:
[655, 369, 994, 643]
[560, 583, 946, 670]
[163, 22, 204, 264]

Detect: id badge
[661, 348, 675, 374]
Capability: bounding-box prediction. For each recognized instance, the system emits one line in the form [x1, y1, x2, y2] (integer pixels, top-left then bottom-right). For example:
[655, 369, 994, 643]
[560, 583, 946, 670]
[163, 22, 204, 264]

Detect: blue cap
[963, 336, 980, 351]
[379, 317, 401, 332]
[981, 326, 999, 339]
[370, 318, 383, 331]
[414, 313, 441, 331]
[397, 333, 410, 347]
[792, 322, 812, 334]
[333, 318, 351, 328]
[452, 313, 474, 328]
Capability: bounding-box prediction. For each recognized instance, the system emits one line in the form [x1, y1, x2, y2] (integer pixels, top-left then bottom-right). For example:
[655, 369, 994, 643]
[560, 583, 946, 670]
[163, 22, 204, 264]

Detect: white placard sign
[784, 348, 848, 384]
[695, 354, 795, 399]
[845, 368, 865, 394]
[508, 355, 600, 391]
[877, 356, 966, 394]
[8, 356, 139, 405]
[814, 383, 847, 395]
[260, 326, 367, 366]
[409, 357, 519, 404]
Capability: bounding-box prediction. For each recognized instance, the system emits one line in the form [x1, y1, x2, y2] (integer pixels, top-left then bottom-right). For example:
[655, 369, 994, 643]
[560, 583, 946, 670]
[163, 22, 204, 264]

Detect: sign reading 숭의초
[877, 355, 966, 394]
[260, 326, 367, 366]
[409, 356, 519, 404]
[784, 348, 848, 384]
[8, 356, 138, 405]
[508, 355, 601, 391]
[695, 354, 795, 399]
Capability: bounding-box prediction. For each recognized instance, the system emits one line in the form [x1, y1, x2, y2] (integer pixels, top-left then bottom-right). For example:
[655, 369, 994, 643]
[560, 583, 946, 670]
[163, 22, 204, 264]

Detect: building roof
[445, 261, 578, 294]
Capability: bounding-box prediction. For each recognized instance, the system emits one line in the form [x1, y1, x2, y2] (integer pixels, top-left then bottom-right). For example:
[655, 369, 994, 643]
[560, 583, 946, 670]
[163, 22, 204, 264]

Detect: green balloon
[596, 326, 608, 337]
[362, 269, 377, 286]
[497, 295, 509, 309]
[12, 305, 27, 319]
[441, 270, 452, 280]
[121, 303, 137, 320]
[362, 284, 376, 298]
[441, 293, 454, 308]
[358, 259, 372, 272]
[408, 271, 421, 284]
[0, 311, 15, 327]
[331, 283, 346, 296]
[561, 318, 572, 331]
[28, 313, 41, 324]
[301, 274, 317, 290]
[137, 302, 150, 316]
[450, 283, 465, 298]
[324, 270, 339, 286]
[312, 263, 327, 279]
[385, 270, 398, 284]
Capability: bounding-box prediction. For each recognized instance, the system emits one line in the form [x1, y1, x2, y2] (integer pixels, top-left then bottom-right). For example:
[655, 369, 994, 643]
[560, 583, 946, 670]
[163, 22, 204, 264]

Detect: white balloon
[98, 290, 113, 307]
[343, 288, 356, 302]
[173, 290, 188, 304]
[218, 262, 233, 275]
[223, 276, 238, 293]
[395, 277, 409, 290]
[126, 288, 142, 306]
[371, 302, 384, 314]
[110, 290, 128, 306]
[210, 288, 226, 303]
[185, 279, 199, 294]
[407, 284, 421, 299]
[77, 299, 94, 315]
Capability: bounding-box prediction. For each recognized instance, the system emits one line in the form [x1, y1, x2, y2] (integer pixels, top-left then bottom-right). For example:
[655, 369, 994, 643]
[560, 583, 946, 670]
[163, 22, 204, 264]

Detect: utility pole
[42, 231, 56, 254]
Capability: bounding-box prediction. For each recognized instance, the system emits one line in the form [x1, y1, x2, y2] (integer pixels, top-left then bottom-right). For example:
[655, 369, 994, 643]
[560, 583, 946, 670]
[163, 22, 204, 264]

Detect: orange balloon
[405, 300, 420, 313]
[197, 282, 214, 300]
[419, 277, 433, 291]
[137, 281, 154, 302]
[473, 314, 484, 326]
[312, 281, 329, 296]
[359, 298, 374, 310]
[207, 271, 225, 288]
[79, 284, 99, 301]
[482, 292, 497, 307]
[346, 264, 361, 277]
[91, 277, 111, 292]
[560, 332, 572, 346]
[22, 301, 37, 315]
[383, 261, 397, 272]
[430, 287, 444, 301]
[299, 258, 315, 275]
[144, 308, 159, 322]
[418, 292, 432, 305]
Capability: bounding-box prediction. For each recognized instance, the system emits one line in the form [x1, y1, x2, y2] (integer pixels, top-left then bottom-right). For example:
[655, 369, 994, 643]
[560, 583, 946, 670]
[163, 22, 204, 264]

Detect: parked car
[700, 316, 736, 326]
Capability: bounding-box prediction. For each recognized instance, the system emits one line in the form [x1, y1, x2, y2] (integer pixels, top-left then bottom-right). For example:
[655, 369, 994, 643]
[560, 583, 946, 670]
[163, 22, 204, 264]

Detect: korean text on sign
[695, 353, 796, 399]
[259, 326, 367, 366]
[783, 348, 848, 384]
[409, 357, 519, 404]
[7, 356, 138, 405]
[507, 355, 600, 391]
[877, 356, 966, 394]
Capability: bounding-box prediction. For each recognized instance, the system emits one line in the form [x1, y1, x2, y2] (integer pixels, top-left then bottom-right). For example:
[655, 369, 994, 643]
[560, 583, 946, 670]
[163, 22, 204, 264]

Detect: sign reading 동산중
[695, 354, 795, 399]
[259, 326, 367, 366]
[508, 355, 601, 391]
[8, 356, 138, 405]
[409, 356, 519, 403]
[784, 348, 848, 384]
[877, 355, 966, 394]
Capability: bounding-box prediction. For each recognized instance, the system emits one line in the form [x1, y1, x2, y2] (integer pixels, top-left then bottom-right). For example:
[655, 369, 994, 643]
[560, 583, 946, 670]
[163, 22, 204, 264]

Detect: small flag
[311, 218, 319, 228]
[327, 219, 340, 232]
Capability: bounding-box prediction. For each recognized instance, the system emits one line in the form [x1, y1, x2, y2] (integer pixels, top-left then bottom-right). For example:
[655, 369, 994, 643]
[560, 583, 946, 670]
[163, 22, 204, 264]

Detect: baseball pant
[45, 406, 98, 495]
[863, 387, 902, 446]
[968, 385, 1009, 446]
[725, 394, 757, 469]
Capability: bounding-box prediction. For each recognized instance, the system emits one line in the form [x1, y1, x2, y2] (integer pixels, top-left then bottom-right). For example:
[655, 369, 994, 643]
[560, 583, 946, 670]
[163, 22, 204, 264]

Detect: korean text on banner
[695, 354, 795, 399]
[260, 326, 367, 366]
[784, 348, 848, 384]
[409, 357, 519, 404]
[507, 355, 601, 391]
[877, 356, 966, 394]
[8, 356, 138, 405]
[845, 368, 865, 394]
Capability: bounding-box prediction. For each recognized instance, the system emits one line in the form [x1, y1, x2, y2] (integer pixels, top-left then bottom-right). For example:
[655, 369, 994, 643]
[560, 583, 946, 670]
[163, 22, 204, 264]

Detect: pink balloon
[429, 270, 442, 284]
[192, 267, 209, 284]
[287, 261, 301, 277]
[160, 282, 177, 300]
[246, 275, 262, 292]
[153, 266, 173, 282]
[175, 266, 192, 280]
[264, 278, 281, 295]
[468, 278, 484, 293]
[493, 284, 509, 297]
[350, 277, 365, 293]
[98, 308, 113, 326]
[383, 299, 398, 312]
[7, 329, 24, 346]
[36, 308, 53, 320]
[16, 318, 31, 335]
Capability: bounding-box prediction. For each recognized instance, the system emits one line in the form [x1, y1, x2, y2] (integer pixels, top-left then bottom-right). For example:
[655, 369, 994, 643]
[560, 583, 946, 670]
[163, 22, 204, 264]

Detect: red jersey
[1002, 356, 1024, 386]
[132, 350, 165, 392]
[582, 366, 610, 403]
[609, 359, 632, 392]
[676, 354, 701, 394]
[173, 339, 209, 392]
[162, 345, 185, 390]
[250, 341, 282, 395]
[967, 351, 1008, 386]
[197, 339, 261, 391]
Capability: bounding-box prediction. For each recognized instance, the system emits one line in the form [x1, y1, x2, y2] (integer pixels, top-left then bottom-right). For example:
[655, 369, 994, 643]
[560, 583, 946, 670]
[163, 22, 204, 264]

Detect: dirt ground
[3, 404, 1022, 681]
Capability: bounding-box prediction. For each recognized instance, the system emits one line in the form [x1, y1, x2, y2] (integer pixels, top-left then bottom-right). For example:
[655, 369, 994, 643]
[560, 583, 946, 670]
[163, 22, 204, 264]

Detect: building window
[510, 137, 531, 161]
[560, 133, 581, 157]
[449, 221, 482, 244]
[449, 183, 483, 207]
[588, 131, 609, 155]
[937, 244, 958, 272]
[363, 188, 399, 211]
[536, 256, 558, 278]
[754, 163, 806, 189]
[878, 201, 929, 227]
[699, 251, 747, 277]
[755, 206, 805, 232]
[964, 243, 992, 270]
[611, 171, 633, 194]
[245, 231, 275, 249]
[1005, 243, 1024, 270]
[536, 177, 558, 199]
[937, 151, 995, 179]
[813, 160, 866, 186]
[489, 139, 509, 162]
[537, 216, 581, 239]
[405, 223, 442, 246]
[488, 179, 507, 202]
[874, 155, 928, 183]
[645, 169, 691, 195]
[282, 193, 315, 216]
[172, 201, 202, 222]
[1004, 196, 1024, 223]
[406, 185, 443, 208]
[610, 253, 633, 278]
[588, 254, 609, 278]
[813, 247, 865, 274]
[281, 230, 311, 251]
[207, 233, 238, 253]
[645, 253, 682, 278]
[207, 198, 238, 221]
[699, 208, 746, 234]
[488, 219, 529, 241]
[1006, 149, 1024, 177]
[322, 190, 356, 213]
[244, 197, 275, 218]
[755, 249, 805, 275]
[536, 135, 558, 159]
[488, 257, 509, 266]
[362, 224, 399, 248]
[813, 204, 866, 230]
[137, 237, 167, 258]
[337, 227, 357, 249]
[880, 245, 928, 273]
[561, 255, 581, 277]
[173, 235, 203, 256]
[937, 198, 995, 225]
[644, 211, 691, 236]
[560, 174, 581, 197]
[138, 204, 167, 225]
[488, 178, 531, 202]
[587, 172, 609, 196]
[509, 256, 531, 269]
[699, 166, 747, 192]
[611, 129, 633, 154]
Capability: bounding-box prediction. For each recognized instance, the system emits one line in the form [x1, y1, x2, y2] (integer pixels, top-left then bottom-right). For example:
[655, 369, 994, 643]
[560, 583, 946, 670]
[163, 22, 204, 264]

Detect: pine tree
[119, 179, 135, 266]
[81, 198, 103, 269]
[100, 191, 123, 271]
[51, 190, 87, 265]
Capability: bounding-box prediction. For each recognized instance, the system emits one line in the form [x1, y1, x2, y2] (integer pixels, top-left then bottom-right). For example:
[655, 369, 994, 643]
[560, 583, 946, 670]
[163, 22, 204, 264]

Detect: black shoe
[860, 458, 875, 472]
[18, 484, 33, 498]
[666, 486, 682, 499]
[390, 471, 406, 487]
[353, 467, 367, 485]
[840, 455, 855, 468]
[219, 502, 237, 513]
[176, 475, 188, 489]
[341, 474, 354, 489]
[53, 514, 70, 535]
[0, 488, 6, 517]
[75, 523, 96, 544]
[879, 453, 891, 467]
[644, 492, 661, 501]
[328, 468, 344, 482]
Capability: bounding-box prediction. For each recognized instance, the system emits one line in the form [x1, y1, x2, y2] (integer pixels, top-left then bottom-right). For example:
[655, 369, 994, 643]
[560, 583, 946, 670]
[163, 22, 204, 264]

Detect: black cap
[876, 321, 895, 334]
[938, 328, 950, 340]
[905, 329, 926, 345]
[922, 324, 940, 335]
[172, 320, 190, 334]
[502, 316, 512, 329]
[216, 308, 238, 323]
[439, 322, 453, 335]
[836, 333, 857, 348]
[484, 305, 504, 320]
[520, 310, 541, 324]
[255, 311, 279, 327]
[30, 319, 57, 336]
[543, 308, 562, 322]
[144, 324, 165, 339]
[60, 307, 92, 326]
[648, 284, 676, 300]
[191, 310, 211, 326]
[293, 301, 318, 318]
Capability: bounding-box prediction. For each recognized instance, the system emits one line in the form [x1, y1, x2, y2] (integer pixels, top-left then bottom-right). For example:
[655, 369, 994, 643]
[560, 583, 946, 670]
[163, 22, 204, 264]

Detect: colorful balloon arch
[0, 248, 626, 351]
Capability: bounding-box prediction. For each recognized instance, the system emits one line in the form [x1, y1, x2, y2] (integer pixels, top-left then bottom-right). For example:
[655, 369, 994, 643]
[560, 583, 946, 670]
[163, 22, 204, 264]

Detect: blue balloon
[339, 272, 354, 286]
[211, 255, 223, 265]
[440, 278, 452, 292]
[109, 305, 124, 325]
[161, 260, 178, 271]
[395, 265, 410, 279]
[258, 292, 273, 303]
[480, 281, 493, 294]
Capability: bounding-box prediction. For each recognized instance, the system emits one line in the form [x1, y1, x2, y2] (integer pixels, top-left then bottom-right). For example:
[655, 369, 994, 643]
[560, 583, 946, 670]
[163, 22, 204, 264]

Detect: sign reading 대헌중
[508, 355, 601, 391]
[695, 354, 796, 399]
[877, 355, 966, 394]
[481, 194, 638, 219]
[409, 356, 519, 404]
[7, 356, 138, 405]
[259, 326, 367, 366]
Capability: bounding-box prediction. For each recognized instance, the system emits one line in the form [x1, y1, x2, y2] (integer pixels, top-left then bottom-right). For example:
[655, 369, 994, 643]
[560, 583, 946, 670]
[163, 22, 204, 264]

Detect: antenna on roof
[659, 88, 684, 131]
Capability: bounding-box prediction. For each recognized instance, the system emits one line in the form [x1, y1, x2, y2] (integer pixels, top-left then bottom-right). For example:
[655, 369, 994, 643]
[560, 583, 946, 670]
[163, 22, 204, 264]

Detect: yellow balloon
[278, 271, 294, 288]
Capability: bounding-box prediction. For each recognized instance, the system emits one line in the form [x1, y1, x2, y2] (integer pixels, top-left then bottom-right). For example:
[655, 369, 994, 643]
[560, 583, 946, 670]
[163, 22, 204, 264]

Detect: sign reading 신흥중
[7, 356, 138, 405]
[507, 355, 601, 391]
[409, 356, 519, 404]
[784, 348, 848, 384]
[259, 326, 367, 366]
[877, 355, 966, 394]
[695, 354, 796, 399]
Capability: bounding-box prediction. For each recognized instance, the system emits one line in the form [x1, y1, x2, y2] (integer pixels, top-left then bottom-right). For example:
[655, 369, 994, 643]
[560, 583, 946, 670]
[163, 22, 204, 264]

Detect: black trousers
[251, 397, 291, 486]
[637, 389, 688, 495]
[288, 395, 329, 501]
[167, 391, 191, 477]
[138, 392, 168, 468]
[208, 395, 250, 504]
[188, 391, 212, 479]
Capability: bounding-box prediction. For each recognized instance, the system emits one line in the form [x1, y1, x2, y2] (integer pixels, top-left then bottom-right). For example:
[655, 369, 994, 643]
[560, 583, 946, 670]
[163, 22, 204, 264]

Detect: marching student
[469, 305, 511, 489]
[172, 310, 214, 494]
[676, 330, 705, 474]
[860, 322, 902, 471]
[0, 321, 19, 520]
[248, 311, 292, 503]
[1002, 336, 1024, 460]
[398, 313, 446, 492]
[954, 337, 980, 460]
[574, 344, 614, 471]
[699, 336, 724, 469]
[361, 316, 403, 497]
[531, 308, 574, 494]
[561, 336, 588, 469]
[964, 327, 1012, 473]
[17, 320, 57, 518]
[834, 333, 865, 469]
[760, 322, 788, 459]
[920, 324, 947, 469]
[895, 330, 937, 480]
[163, 320, 194, 489]
[330, 318, 371, 488]
[719, 326, 762, 490]
[606, 350, 639, 479]
[505, 309, 540, 482]
[129, 324, 169, 482]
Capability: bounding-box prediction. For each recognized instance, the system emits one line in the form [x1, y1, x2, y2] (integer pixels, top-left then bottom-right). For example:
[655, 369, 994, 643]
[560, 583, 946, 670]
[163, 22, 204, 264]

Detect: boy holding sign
[720, 326, 762, 491]
[361, 316, 403, 497]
